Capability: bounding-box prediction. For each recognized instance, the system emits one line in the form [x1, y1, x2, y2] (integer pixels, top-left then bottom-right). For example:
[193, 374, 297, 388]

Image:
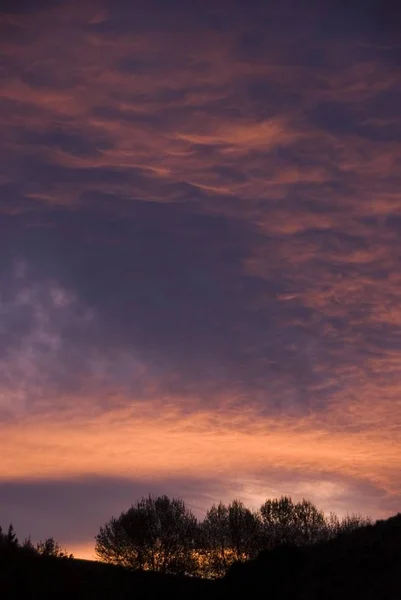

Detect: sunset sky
[1, 0, 401, 559]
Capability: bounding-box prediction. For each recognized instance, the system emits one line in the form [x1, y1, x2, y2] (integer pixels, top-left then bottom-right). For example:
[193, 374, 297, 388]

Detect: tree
[5, 524, 19, 548]
[200, 502, 230, 577]
[0, 524, 19, 552]
[228, 500, 260, 561]
[95, 493, 373, 578]
[95, 517, 131, 566]
[324, 512, 372, 540]
[259, 496, 298, 548]
[36, 537, 73, 559]
[259, 496, 326, 549]
[200, 500, 261, 577]
[293, 498, 327, 544]
[21, 537, 37, 555]
[95, 495, 199, 575]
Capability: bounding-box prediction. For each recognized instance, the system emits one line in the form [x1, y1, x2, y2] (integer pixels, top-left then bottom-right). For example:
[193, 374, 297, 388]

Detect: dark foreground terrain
[1, 514, 401, 599]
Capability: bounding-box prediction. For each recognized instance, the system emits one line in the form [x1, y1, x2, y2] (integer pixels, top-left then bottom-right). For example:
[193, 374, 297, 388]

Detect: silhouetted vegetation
[95, 495, 198, 574]
[222, 513, 401, 600]
[96, 494, 371, 577]
[0, 523, 73, 559]
[1, 509, 401, 599]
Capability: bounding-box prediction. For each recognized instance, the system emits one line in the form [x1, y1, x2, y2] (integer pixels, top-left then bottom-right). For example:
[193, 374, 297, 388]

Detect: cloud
[0, 475, 226, 551]
[1, 399, 399, 516]
[1, 0, 401, 552]
[0, 264, 97, 416]
[0, 467, 396, 559]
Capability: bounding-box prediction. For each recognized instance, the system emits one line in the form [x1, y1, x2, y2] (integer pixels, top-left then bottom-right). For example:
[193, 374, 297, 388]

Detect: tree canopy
[0, 524, 72, 559]
[95, 494, 371, 577]
[95, 495, 198, 574]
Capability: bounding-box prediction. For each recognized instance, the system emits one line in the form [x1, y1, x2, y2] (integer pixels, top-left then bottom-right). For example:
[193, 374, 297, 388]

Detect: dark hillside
[0, 551, 215, 600]
[1, 514, 401, 599]
[222, 513, 401, 599]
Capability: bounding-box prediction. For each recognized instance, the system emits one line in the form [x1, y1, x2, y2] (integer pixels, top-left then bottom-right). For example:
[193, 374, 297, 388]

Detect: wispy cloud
[1, 0, 401, 555]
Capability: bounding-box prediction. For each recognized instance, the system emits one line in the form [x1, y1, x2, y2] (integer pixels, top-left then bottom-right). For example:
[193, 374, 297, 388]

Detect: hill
[223, 512, 401, 599]
[1, 513, 401, 599]
[0, 551, 215, 600]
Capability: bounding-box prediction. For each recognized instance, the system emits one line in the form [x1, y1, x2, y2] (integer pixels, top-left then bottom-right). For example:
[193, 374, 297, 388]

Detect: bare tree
[259, 496, 327, 548]
[200, 502, 231, 577]
[95, 493, 372, 578]
[259, 496, 299, 548]
[95, 495, 199, 575]
[293, 498, 327, 544]
[325, 512, 372, 540]
[200, 500, 260, 577]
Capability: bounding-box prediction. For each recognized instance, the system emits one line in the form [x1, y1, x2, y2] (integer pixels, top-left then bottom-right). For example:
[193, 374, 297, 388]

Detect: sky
[1, 0, 401, 559]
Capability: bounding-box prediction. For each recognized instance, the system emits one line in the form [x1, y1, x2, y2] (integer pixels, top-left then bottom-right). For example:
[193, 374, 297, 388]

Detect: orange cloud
[1, 0, 401, 555]
[1, 397, 399, 512]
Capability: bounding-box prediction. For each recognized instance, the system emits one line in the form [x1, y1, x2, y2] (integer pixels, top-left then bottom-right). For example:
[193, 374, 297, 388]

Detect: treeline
[95, 495, 371, 577]
[0, 523, 73, 559]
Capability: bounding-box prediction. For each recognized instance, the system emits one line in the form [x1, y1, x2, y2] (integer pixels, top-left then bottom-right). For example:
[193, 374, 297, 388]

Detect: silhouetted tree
[95, 493, 372, 579]
[21, 536, 38, 555]
[0, 523, 19, 553]
[324, 512, 372, 540]
[36, 537, 73, 558]
[5, 523, 19, 548]
[227, 500, 260, 560]
[200, 500, 260, 577]
[94, 517, 130, 565]
[0, 522, 73, 560]
[95, 495, 199, 575]
[259, 496, 327, 549]
[199, 502, 230, 577]
[259, 496, 298, 547]
[293, 498, 327, 544]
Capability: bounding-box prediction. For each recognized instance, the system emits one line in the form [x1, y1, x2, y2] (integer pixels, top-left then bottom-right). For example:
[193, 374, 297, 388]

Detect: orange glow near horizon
[2, 399, 400, 514]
